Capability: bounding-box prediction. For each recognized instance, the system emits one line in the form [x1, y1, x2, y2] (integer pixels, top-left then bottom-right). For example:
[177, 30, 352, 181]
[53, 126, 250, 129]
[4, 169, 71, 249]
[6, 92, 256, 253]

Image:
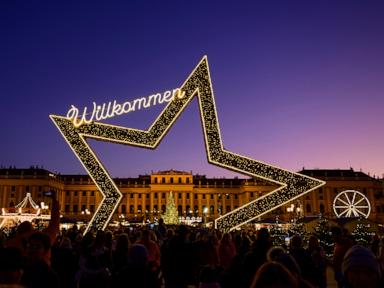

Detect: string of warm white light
[51, 56, 325, 233]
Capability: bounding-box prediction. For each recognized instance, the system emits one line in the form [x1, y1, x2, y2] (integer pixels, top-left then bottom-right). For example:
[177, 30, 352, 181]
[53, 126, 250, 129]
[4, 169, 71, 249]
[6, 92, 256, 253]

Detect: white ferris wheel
[333, 190, 371, 218]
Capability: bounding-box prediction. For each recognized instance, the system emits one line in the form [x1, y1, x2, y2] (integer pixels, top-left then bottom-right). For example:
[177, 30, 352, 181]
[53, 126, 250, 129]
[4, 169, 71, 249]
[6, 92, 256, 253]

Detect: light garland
[50, 56, 325, 233]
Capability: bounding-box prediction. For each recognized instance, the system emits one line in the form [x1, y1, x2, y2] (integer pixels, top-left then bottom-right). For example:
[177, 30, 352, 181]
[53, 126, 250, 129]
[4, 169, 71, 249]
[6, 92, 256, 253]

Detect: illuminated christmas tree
[313, 216, 333, 257]
[352, 218, 372, 247]
[161, 191, 179, 225]
[269, 218, 286, 246]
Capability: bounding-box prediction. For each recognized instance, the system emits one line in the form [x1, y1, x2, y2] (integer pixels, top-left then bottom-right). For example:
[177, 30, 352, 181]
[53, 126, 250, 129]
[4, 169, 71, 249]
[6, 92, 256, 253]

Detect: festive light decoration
[161, 191, 179, 225]
[50, 56, 325, 233]
[313, 216, 333, 257]
[333, 190, 371, 218]
[352, 217, 373, 247]
[0, 193, 50, 228]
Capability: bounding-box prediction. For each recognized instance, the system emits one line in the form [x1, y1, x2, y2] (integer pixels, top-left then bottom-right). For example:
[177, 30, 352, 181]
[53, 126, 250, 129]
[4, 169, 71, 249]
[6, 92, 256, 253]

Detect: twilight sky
[1, 0, 384, 178]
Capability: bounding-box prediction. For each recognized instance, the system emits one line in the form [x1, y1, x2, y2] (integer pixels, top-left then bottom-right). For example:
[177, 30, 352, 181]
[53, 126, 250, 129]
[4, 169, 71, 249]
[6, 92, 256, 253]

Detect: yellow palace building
[1, 167, 383, 224]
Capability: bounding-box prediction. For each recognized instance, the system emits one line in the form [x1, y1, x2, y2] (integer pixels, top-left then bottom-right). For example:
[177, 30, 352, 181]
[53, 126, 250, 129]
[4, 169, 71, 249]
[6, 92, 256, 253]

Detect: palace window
[154, 193, 158, 199]
[250, 192, 254, 198]
[90, 205, 94, 212]
[91, 191, 95, 196]
[162, 177, 166, 184]
[146, 194, 149, 199]
[178, 205, 182, 216]
[82, 191, 86, 196]
[81, 205, 86, 212]
[226, 205, 230, 213]
[138, 205, 142, 213]
[234, 194, 238, 199]
[178, 177, 182, 183]
[170, 178, 174, 184]
[203, 194, 206, 199]
[73, 205, 78, 213]
[162, 193, 165, 199]
[178, 193, 182, 199]
[11, 186, 15, 192]
[122, 205, 126, 214]
[138, 194, 142, 199]
[186, 193, 190, 199]
[306, 204, 312, 213]
[194, 194, 198, 199]
[210, 205, 214, 214]
[130, 194, 134, 199]
[154, 177, 158, 184]
[226, 194, 230, 200]
[66, 191, 69, 196]
[74, 191, 78, 197]
[210, 194, 214, 200]
[38, 186, 42, 192]
[161, 205, 166, 213]
[64, 205, 70, 213]
[186, 178, 190, 184]
[320, 204, 325, 214]
[130, 205, 134, 213]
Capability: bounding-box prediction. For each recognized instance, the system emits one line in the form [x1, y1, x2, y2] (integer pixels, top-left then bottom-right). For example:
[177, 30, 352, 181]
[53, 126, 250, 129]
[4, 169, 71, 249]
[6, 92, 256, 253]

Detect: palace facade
[1, 167, 383, 224]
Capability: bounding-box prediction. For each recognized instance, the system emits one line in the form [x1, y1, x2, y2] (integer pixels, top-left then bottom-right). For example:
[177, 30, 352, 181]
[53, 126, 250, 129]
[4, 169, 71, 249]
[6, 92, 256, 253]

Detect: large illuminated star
[50, 56, 325, 233]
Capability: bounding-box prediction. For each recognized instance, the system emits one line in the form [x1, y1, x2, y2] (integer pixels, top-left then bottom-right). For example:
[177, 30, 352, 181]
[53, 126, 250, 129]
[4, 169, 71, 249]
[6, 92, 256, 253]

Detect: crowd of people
[0, 198, 383, 288]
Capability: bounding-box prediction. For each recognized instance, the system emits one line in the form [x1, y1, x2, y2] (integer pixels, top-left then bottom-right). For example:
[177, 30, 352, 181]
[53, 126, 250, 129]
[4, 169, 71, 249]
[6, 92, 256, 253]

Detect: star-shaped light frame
[50, 56, 325, 233]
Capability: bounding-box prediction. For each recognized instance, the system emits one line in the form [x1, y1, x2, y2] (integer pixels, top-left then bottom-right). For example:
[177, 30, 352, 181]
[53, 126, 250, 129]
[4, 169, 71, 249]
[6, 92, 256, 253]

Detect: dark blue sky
[1, 0, 384, 178]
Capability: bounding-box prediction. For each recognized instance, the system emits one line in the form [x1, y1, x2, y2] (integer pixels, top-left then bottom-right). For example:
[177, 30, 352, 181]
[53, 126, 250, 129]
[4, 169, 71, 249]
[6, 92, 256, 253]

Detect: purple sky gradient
[1, 0, 384, 178]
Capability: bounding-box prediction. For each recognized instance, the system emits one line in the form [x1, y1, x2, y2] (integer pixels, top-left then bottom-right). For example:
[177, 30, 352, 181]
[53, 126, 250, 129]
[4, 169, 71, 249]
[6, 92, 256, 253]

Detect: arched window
[121, 205, 126, 214]
[177, 205, 182, 216]
[320, 204, 325, 214]
[210, 205, 214, 214]
[130, 205, 134, 213]
[161, 205, 166, 213]
[306, 203, 312, 213]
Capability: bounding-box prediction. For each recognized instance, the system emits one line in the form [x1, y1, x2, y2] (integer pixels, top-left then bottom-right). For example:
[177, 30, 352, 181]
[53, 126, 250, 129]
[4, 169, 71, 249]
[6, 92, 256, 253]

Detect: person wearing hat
[342, 245, 382, 288]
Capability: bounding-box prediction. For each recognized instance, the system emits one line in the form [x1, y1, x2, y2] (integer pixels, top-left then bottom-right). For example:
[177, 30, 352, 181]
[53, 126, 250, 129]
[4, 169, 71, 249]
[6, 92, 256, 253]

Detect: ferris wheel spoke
[355, 206, 369, 209]
[337, 198, 349, 206]
[355, 209, 367, 217]
[334, 206, 349, 208]
[344, 193, 351, 204]
[351, 192, 357, 205]
[338, 209, 349, 217]
[352, 208, 359, 217]
[354, 197, 365, 205]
